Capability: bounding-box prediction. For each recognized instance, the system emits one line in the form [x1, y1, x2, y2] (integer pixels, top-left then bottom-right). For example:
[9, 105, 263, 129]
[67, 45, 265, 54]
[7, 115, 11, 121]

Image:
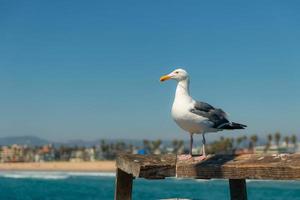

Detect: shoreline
[0, 161, 116, 172]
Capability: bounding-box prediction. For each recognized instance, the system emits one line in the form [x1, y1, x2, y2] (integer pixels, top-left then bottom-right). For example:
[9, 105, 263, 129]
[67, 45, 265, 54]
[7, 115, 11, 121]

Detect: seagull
[160, 68, 246, 160]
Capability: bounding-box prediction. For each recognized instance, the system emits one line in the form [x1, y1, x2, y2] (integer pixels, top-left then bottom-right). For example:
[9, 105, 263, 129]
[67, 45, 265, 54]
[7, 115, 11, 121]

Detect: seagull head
[160, 68, 189, 82]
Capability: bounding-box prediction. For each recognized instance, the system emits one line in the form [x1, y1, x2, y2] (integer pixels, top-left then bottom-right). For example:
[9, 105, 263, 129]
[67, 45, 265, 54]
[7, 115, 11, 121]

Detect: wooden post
[115, 168, 133, 200]
[229, 179, 247, 200]
[116, 154, 300, 199]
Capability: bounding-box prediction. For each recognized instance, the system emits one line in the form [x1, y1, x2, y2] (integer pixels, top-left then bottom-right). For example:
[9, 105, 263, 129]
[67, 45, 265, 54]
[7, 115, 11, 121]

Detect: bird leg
[188, 133, 207, 161]
[190, 132, 193, 156]
[178, 133, 207, 161]
[178, 133, 193, 160]
[202, 132, 206, 157]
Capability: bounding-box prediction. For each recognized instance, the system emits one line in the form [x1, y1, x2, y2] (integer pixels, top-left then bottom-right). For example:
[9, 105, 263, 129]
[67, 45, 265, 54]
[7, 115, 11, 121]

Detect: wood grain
[176, 154, 300, 180]
[114, 168, 133, 200]
[116, 153, 176, 179]
[116, 153, 300, 180]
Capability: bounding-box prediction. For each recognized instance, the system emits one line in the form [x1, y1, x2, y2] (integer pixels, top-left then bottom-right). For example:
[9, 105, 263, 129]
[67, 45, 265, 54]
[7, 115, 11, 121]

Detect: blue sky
[0, 1, 299, 141]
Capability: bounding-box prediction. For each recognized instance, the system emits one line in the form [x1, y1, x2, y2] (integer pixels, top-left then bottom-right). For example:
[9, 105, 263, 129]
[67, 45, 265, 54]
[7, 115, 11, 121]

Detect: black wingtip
[219, 122, 247, 130]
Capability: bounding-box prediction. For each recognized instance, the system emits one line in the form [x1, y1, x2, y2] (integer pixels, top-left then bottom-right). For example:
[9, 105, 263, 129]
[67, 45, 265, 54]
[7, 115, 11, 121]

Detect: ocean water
[0, 171, 299, 200]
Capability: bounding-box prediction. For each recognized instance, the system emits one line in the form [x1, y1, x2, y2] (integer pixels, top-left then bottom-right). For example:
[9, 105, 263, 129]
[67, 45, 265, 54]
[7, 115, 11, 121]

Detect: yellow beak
[160, 75, 171, 82]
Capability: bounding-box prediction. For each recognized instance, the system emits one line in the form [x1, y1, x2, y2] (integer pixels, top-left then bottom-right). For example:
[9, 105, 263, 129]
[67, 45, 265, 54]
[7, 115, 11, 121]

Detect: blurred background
[0, 0, 300, 160]
[1, 1, 300, 200]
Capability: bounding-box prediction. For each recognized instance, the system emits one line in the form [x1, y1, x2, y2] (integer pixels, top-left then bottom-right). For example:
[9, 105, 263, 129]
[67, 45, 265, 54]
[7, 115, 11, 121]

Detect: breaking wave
[0, 171, 115, 180]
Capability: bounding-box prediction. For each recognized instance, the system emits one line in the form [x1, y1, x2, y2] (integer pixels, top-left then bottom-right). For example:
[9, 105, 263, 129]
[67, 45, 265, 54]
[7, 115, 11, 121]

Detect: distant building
[84, 148, 95, 161]
[70, 150, 84, 162]
[255, 142, 298, 154]
[1, 144, 25, 162]
[1, 146, 13, 162]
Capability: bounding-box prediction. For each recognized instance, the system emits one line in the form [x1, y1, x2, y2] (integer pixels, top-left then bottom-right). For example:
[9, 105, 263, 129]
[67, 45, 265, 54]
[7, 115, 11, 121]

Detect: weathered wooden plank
[116, 153, 300, 180]
[116, 154, 176, 179]
[229, 179, 247, 200]
[176, 154, 300, 179]
[114, 168, 133, 200]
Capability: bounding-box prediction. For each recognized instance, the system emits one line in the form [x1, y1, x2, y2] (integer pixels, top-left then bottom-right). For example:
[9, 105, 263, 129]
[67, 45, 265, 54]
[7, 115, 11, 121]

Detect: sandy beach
[0, 161, 116, 172]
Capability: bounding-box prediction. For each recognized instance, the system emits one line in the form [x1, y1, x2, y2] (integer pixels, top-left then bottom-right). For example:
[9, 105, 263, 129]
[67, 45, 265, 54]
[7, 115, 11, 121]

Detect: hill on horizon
[0, 135, 144, 147]
[0, 136, 50, 146]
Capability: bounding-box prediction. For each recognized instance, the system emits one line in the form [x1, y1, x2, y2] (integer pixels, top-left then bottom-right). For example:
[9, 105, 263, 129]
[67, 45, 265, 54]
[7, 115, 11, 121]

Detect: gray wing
[190, 101, 229, 129]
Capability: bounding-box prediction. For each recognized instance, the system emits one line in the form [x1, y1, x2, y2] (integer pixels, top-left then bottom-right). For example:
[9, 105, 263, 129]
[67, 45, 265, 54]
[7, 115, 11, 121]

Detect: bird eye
[175, 71, 179, 74]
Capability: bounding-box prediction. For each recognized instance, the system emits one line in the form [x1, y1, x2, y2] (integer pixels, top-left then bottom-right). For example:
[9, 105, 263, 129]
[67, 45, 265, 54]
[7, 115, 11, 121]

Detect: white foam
[194, 179, 210, 182]
[246, 179, 300, 183]
[0, 171, 116, 180]
[0, 172, 69, 180]
[67, 172, 116, 177]
[160, 199, 191, 200]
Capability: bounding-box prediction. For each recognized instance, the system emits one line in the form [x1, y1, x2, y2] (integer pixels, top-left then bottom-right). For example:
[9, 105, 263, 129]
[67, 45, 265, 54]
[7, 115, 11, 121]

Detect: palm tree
[229, 138, 234, 149]
[116, 141, 126, 151]
[209, 137, 234, 154]
[267, 134, 273, 144]
[172, 139, 178, 153]
[143, 140, 151, 153]
[274, 132, 281, 147]
[242, 135, 248, 147]
[264, 134, 273, 152]
[284, 136, 289, 148]
[250, 135, 258, 145]
[172, 139, 184, 153]
[225, 138, 234, 151]
[291, 135, 298, 150]
[152, 140, 162, 154]
[249, 135, 258, 150]
[236, 137, 243, 148]
[177, 140, 184, 154]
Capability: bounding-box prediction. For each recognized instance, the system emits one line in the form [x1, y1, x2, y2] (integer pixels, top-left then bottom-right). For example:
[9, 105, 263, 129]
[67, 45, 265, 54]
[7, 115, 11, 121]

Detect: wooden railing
[114, 153, 300, 200]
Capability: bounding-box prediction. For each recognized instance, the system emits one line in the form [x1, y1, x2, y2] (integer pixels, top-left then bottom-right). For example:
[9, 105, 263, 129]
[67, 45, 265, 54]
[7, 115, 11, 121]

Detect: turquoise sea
[0, 171, 299, 200]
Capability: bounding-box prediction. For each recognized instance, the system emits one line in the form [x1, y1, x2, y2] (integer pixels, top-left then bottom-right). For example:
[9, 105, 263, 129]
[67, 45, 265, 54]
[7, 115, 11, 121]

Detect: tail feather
[218, 122, 247, 130]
